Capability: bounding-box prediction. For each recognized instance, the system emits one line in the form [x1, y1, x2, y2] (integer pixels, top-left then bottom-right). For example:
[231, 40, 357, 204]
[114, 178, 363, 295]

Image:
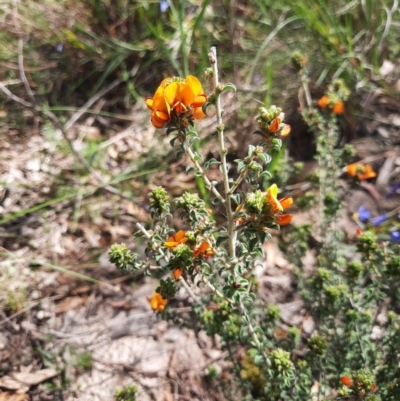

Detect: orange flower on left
[147, 292, 168, 312]
[146, 76, 207, 128]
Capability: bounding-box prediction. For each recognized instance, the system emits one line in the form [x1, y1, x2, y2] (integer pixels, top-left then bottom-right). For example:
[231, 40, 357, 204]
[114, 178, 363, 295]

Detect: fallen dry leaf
[0, 376, 29, 393]
[55, 296, 85, 314]
[0, 392, 29, 401]
[11, 368, 58, 386]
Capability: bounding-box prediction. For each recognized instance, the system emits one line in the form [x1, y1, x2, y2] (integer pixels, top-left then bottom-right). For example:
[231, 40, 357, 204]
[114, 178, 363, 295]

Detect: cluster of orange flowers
[235, 184, 293, 228]
[266, 184, 293, 226]
[346, 163, 376, 181]
[146, 76, 207, 128]
[340, 376, 377, 393]
[148, 230, 213, 311]
[317, 95, 344, 114]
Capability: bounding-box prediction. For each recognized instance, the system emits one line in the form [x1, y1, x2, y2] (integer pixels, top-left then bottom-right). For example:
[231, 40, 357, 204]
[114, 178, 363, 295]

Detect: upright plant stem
[208, 47, 237, 259]
[208, 47, 271, 367]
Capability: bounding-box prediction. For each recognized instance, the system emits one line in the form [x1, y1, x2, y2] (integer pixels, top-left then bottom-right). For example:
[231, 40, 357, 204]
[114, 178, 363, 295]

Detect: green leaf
[221, 83, 237, 93]
[204, 158, 220, 170]
[260, 171, 272, 179]
[249, 237, 259, 252]
[257, 153, 271, 165]
[202, 101, 214, 115]
[230, 193, 241, 205]
[248, 144, 255, 156]
[216, 236, 228, 247]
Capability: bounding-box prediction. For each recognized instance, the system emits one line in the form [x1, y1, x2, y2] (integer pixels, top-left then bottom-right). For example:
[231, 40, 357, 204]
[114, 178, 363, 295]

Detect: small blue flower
[388, 182, 400, 198]
[372, 214, 387, 227]
[56, 43, 63, 53]
[391, 231, 400, 242]
[357, 206, 370, 223]
[160, 0, 169, 12]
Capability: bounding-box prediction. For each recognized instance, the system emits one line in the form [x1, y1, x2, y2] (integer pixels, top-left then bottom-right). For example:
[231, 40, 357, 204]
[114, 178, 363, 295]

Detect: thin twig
[18, 37, 35, 104]
[65, 77, 125, 130]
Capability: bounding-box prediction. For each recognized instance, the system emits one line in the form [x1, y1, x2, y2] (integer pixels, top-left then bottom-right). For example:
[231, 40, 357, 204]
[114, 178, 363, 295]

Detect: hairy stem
[208, 47, 237, 259]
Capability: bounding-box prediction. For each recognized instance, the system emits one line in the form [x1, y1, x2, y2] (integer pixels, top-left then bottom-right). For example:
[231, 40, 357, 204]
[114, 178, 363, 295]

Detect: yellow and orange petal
[164, 230, 188, 249]
[193, 240, 213, 258]
[280, 124, 291, 138]
[346, 163, 358, 177]
[340, 376, 352, 387]
[359, 164, 376, 180]
[318, 95, 329, 109]
[277, 214, 292, 226]
[151, 110, 170, 128]
[147, 292, 168, 312]
[266, 184, 292, 212]
[333, 100, 344, 114]
[185, 75, 205, 98]
[147, 75, 207, 128]
[279, 197, 293, 210]
[173, 267, 182, 281]
[266, 184, 282, 211]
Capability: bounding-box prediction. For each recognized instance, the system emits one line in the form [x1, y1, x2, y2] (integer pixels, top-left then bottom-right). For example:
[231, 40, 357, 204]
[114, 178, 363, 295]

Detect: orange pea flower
[146, 76, 207, 128]
[333, 100, 344, 114]
[340, 376, 352, 387]
[147, 292, 168, 312]
[318, 95, 329, 109]
[269, 117, 280, 133]
[193, 240, 213, 258]
[266, 184, 293, 226]
[173, 267, 182, 281]
[346, 163, 376, 181]
[164, 230, 188, 249]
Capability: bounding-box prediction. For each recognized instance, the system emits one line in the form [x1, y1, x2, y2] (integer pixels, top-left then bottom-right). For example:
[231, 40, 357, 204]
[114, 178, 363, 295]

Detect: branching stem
[185, 139, 225, 203]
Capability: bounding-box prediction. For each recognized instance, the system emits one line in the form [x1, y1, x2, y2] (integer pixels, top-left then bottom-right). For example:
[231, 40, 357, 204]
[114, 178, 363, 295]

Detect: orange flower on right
[346, 163, 376, 181]
[266, 184, 293, 226]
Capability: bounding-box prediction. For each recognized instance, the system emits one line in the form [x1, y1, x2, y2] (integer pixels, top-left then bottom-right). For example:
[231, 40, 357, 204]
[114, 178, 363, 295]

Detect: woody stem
[208, 47, 237, 260]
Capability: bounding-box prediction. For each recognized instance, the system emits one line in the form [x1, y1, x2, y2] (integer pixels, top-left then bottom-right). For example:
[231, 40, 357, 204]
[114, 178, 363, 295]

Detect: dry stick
[18, 37, 35, 104]
[65, 76, 127, 130]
